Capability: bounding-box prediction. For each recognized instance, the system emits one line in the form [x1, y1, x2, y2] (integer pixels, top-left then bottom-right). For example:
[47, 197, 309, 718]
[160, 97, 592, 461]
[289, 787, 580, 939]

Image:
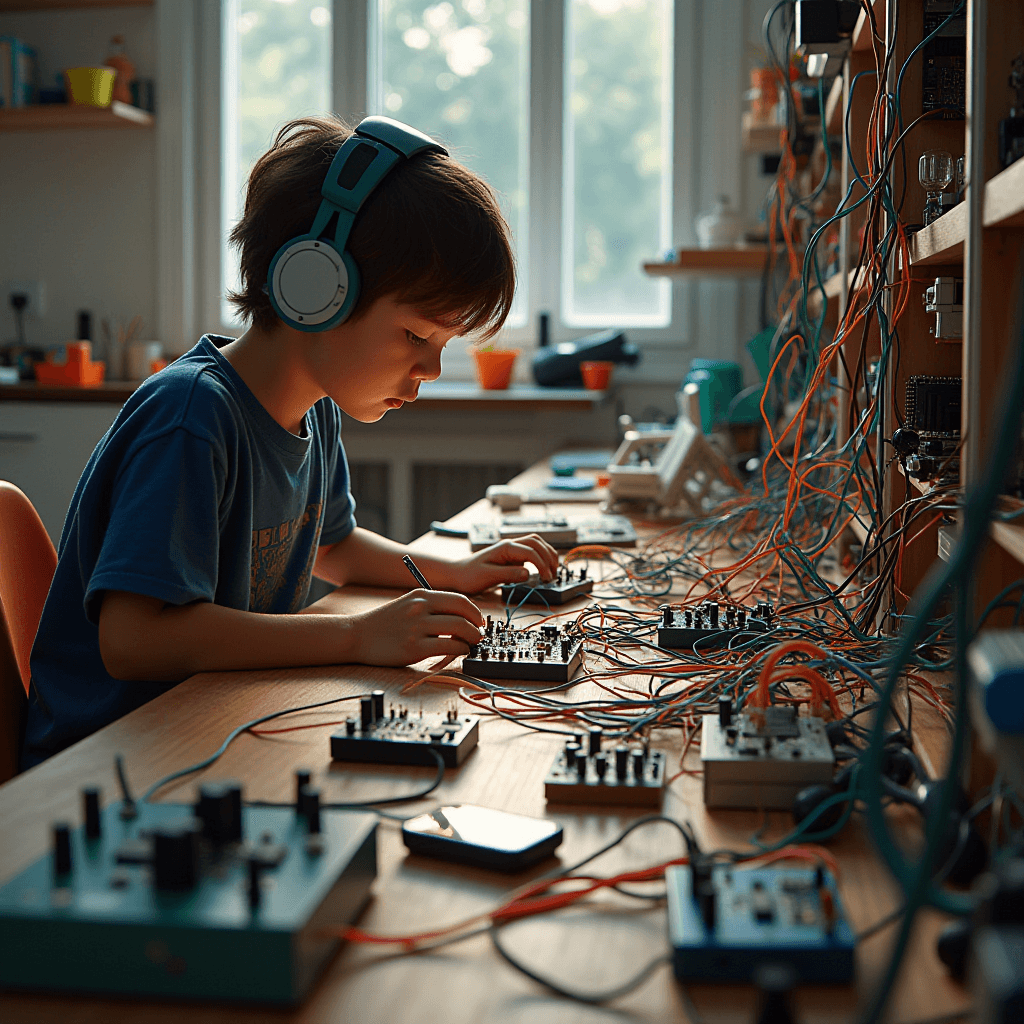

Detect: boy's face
[308, 294, 459, 422]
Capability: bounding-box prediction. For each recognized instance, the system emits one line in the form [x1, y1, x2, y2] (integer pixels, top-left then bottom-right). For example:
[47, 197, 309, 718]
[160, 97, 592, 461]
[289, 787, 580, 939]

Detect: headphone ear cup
[268, 237, 351, 331]
[330, 250, 361, 327]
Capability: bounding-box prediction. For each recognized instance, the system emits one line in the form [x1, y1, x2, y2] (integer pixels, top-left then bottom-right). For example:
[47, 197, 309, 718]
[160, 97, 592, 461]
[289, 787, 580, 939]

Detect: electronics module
[0, 782, 376, 1004]
[501, 564, 595, 606]
[657, 601, 773, 650]
[544, 728, 665, 807]
[700, 702, 834, 810]
[463, 619, 584, 683]
[666, 862, 855, 983]
[329, 691, 479, 768]
[468, 514, 637, 551]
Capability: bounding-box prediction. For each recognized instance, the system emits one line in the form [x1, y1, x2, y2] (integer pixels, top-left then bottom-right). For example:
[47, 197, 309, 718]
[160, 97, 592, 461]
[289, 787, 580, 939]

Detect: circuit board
[501, 565, 595, 606]
[544, 734, 665, 807]
[700, 705, 835, 810]
[468, 514, 637, 551]
[657, 601, 772, 651]
[666, 863, 856, 983]
[329, 696, 479, 768]
[0, 794, 376, 1004]
[923, 5, 966, 120]
[463, 620, 584, 682]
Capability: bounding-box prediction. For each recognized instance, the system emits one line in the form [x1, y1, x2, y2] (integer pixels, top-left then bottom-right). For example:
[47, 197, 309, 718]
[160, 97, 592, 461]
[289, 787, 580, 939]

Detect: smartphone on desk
[402, 805, 563, 872]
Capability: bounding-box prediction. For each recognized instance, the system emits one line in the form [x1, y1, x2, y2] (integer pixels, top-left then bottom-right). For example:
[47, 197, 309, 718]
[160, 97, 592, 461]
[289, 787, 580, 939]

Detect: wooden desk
[0, 473, 969, 1024]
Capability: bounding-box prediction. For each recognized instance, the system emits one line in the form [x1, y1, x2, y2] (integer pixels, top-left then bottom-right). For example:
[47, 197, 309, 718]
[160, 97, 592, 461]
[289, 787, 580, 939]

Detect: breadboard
[468, 514, 637, 551]
[501, 565, 594, 606]
[657, 600, 772, 651]
[463, 620, 584, 682]
[666, 863, 855, 983]
[701, 708, 834, 809]
[0, 800, 376, 1005]
[544, 743, 665, 807]
[329, 705, 480, 768]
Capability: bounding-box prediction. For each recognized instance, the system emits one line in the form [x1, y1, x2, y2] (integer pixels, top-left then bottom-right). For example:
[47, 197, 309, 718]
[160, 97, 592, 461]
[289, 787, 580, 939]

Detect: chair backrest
[0, 481, 57, 696]
[0, 605, 23, 784]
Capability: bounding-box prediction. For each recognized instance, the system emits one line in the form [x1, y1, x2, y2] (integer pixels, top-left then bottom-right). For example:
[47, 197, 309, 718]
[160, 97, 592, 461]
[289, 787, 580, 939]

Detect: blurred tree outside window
[220, 0, 672, 335]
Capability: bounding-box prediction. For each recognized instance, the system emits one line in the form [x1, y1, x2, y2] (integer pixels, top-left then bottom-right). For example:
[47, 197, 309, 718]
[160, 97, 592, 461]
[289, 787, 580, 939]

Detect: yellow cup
[64, 67, 116, 107]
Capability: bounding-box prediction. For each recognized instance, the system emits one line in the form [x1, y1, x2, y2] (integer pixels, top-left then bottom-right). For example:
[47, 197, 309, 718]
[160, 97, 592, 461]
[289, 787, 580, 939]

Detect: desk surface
[0, 465, 969, 1024]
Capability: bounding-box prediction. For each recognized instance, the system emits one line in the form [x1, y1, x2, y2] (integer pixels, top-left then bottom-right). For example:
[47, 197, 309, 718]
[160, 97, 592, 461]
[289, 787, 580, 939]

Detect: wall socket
[5, 280, 47, 318]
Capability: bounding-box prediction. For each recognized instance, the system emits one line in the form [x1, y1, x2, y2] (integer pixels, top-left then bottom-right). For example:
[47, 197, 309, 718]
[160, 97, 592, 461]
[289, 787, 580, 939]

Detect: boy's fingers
[503, 536, 558, 579]
[415, 637, 474, 659]
[422, 614, 486, 646]
[418, 589, 485, 627]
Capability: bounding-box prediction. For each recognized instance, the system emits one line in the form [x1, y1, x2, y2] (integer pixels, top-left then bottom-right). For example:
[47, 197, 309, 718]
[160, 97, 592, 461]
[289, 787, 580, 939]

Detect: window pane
[377, 0, 529, 328]
[222, 0, 333, 326]
[564, 0, 672, 326]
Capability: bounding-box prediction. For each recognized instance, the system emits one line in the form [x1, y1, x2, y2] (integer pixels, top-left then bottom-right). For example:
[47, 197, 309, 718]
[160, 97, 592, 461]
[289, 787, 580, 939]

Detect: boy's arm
[314, 526, 559, 594]
[97, 587, 485, 682]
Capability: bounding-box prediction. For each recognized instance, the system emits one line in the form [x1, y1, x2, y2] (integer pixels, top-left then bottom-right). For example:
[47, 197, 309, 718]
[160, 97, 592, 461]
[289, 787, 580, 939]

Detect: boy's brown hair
[228, 115, 516, 338]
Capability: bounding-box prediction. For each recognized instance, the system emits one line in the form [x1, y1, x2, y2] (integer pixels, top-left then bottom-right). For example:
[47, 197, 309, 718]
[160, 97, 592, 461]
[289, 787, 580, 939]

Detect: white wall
[0, 7, 157, 364]
[0, 0, 778, 422]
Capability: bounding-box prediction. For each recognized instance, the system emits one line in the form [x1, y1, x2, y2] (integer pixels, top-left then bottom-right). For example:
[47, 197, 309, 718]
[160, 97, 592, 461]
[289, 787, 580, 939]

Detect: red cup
[473, 348, 519, 390]
[580, 360, 613, 390]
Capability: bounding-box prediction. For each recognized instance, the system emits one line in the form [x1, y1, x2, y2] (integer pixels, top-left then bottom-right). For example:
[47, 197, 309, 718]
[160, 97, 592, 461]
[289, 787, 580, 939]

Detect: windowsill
[0, 378, 611, 409]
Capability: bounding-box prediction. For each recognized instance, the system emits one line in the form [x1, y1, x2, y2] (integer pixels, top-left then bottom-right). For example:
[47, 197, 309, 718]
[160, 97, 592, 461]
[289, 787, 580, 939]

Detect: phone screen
[403, 805, 560, 854]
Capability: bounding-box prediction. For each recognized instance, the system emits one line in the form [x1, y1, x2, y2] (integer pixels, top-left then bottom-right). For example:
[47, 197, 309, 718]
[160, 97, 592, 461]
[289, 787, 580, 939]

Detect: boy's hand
[349, 589, 485, 666]
[444, 534, 559, 595]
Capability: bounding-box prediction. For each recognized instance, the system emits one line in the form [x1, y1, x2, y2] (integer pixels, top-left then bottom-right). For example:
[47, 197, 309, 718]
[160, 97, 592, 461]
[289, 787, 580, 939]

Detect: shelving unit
[0, 100, 152, 131]
[741, 111, 783, 154]
[829, 0, 1024, 623]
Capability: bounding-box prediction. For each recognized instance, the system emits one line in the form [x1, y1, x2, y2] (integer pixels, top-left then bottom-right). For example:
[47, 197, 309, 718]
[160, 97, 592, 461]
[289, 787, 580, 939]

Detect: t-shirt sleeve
[84, 428, 225, 622]
[318, 407, 357, 546]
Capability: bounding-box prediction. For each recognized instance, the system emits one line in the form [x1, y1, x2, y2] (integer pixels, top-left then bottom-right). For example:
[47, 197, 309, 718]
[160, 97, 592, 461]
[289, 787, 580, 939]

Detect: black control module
[501, 564, 594, 606]
[463, 619, 584, 683]
[545, 728, 665, 807]
[657, 601, 772, 651]
[329, 691, 479, 768]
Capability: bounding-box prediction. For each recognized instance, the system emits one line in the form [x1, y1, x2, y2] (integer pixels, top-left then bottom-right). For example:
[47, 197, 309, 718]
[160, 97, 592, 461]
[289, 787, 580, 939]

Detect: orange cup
[473, 348, 519, 390]
[580, 360, 613, 390]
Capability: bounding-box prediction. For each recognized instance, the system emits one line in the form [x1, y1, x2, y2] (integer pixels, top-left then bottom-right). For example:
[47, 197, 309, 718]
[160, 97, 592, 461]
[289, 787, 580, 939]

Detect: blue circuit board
[666, 863, 856, 984]
[0, 800, 376, 1005]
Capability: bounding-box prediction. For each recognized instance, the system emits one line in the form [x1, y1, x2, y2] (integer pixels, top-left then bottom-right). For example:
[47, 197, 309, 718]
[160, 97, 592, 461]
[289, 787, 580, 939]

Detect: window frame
[194, 0, 700, 377]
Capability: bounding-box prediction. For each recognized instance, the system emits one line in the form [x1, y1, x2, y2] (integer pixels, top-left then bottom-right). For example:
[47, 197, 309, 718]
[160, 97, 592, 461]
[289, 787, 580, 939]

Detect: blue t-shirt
[22, 336, 356, 768]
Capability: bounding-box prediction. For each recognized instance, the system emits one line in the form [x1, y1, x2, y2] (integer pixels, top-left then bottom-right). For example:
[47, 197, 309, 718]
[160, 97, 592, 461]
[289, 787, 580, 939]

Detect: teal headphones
[267, 116, 447, 332]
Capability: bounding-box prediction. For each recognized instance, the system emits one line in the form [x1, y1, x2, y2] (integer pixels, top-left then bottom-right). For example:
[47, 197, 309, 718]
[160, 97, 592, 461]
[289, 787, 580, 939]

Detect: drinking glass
[919, 150, 954, 226]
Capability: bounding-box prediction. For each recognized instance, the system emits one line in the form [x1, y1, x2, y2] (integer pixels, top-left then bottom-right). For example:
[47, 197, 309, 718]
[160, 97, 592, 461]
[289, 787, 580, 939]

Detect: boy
[22, 115, 558, 768]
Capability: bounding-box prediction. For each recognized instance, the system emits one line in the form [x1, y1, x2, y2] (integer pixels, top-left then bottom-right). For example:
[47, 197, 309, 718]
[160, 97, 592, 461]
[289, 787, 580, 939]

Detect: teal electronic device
[666, 863, 855, 984]
[267, 115, 446, 331]
[0, 789, 377, 1005]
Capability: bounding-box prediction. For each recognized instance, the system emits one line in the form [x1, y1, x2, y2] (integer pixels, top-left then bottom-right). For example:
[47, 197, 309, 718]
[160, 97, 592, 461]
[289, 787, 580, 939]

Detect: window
[212, 0, 686, 364]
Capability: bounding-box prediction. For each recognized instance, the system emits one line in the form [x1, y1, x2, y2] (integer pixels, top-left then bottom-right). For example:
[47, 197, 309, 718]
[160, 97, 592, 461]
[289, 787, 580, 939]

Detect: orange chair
[0, 482, 57, 782]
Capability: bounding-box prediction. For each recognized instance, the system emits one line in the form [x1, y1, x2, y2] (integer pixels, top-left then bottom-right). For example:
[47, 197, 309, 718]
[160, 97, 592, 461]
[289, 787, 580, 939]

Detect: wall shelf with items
[643, 248, 768, 277]
[0, 1, 151, 10]
[0, 100, 152, 131]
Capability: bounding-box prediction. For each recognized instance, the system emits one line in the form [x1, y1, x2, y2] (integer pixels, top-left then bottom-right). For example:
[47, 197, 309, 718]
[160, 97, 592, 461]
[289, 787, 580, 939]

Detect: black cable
[489, 926, 670, 1005]
[141, 693, 369, 802]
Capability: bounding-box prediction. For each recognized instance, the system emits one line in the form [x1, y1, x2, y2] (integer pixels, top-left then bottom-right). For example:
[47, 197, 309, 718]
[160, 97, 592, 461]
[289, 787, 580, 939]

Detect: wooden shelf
[991, 497, 1024, 563]
[907, 203, 966, 265]
[741, 111, 783, 154]
[0, 1, 151, 9]
[983, 157, 1024, 228]
[0, 101, 153, 131]
[644, 247, 768, 277]
[807, 266, 867, 314]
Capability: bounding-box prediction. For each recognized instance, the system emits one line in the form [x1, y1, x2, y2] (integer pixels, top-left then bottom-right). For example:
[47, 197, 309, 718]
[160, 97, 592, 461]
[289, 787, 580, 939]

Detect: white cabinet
[0, 402, 121, 544]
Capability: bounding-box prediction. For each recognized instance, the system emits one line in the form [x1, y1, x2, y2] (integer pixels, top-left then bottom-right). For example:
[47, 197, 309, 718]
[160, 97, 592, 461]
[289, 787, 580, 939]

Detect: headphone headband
[267, 117, 447, 332]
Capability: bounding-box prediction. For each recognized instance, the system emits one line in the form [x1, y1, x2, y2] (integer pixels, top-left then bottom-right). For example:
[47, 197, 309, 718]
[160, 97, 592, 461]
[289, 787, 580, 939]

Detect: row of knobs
[563, 728, 646, 782]
[52, 772, 325, 904]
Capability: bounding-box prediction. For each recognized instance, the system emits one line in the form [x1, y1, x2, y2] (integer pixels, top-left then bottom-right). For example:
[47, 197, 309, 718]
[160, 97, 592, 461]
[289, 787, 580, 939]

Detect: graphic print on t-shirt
[250, 501, 322, 613]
